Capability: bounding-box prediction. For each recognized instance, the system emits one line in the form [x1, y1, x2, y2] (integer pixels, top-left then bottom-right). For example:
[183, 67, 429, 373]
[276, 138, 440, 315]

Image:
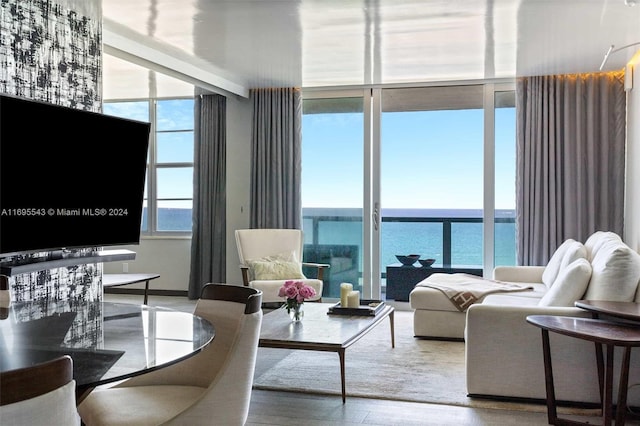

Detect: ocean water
[305, 208, 516, 268]
[149, 207, 517, 268]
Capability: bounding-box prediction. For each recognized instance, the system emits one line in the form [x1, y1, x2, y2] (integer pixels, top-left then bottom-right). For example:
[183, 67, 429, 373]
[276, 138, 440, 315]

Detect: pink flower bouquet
[278, 280, 316, 320]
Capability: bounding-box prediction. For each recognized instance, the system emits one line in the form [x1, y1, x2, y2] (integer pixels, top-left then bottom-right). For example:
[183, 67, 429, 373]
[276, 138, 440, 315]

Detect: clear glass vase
[288, 303, 304, 322]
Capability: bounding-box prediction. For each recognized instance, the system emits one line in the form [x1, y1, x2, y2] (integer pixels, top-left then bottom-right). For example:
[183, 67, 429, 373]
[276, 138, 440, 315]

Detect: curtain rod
[599, 42, 640, 70]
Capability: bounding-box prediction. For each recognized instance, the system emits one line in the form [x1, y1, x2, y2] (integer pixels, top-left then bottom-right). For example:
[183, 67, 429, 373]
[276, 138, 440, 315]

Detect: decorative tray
[327, 300, 385, 316]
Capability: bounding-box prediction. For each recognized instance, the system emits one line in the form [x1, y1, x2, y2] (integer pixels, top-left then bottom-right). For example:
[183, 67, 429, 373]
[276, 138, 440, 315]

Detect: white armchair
[234, 228, 327, 304]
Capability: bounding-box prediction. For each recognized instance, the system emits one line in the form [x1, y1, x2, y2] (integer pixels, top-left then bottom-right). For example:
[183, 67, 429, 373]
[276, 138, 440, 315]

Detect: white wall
[225, 94, 252, 285]
[103, 94, 252, 293]
[625, 59, 640, 251]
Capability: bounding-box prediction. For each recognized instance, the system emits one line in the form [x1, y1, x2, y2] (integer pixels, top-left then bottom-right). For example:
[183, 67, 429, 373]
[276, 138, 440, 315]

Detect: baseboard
[467, 393, 601, 409]
[103, 287, 188, 297]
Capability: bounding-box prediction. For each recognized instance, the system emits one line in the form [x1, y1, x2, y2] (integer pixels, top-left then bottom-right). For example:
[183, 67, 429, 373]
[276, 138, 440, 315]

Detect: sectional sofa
[410, 231, 640, 405]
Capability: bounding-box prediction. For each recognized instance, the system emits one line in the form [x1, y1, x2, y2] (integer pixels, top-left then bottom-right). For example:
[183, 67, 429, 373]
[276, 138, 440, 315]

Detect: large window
[301, 96, 364, 298]
[302, 83, 516, 301]
[103, 98, 194, 235]
[381, 86, 485, 269]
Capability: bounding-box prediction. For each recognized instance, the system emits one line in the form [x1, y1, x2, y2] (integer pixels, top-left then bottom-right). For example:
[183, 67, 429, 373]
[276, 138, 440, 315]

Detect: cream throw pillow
[249, 259, 305, 280]
[538, 258, 592, 307]
[247, 251, 305, 280]
[584, 239, 640, 302]
[542, 239, 585, 287]
[584, 231, 622, 262]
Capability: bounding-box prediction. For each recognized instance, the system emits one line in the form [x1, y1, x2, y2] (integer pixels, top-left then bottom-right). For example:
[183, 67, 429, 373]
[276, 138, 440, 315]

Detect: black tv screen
[0, 94, 151, 257]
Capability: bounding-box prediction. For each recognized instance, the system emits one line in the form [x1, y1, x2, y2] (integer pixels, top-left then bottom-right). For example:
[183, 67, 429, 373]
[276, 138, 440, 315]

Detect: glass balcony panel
[381, 221, 443, 267]
[451, 222, 483, 267]
[301, 97, 364, 298]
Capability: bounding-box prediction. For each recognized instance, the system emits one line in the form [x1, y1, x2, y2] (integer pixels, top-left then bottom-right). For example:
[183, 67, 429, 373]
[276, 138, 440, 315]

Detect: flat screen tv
[0, 94, 151, 258]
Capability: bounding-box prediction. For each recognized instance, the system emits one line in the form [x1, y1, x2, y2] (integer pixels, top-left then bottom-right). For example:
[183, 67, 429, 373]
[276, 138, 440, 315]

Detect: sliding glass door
[381, 85, 484, 266]
[302, 83, 516, 301]
[493, 90, 516, 267]
[301, 94, 364, 299]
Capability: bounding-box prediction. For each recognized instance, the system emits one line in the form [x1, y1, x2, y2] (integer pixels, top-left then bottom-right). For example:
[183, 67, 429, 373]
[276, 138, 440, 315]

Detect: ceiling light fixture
[625, 0, 637, 6]
[599, 42, 640, 70]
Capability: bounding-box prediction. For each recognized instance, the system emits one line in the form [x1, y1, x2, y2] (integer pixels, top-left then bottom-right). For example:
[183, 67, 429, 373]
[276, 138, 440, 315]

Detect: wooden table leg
[595, 342, 605, 406]
[616, 347, 632, 426]
[389, 310, 395, 348]
[603, 344, 615, 426]
[143, 280, 150, 305]
[540, 329, 559, 425]
[338, 349, 346, 403]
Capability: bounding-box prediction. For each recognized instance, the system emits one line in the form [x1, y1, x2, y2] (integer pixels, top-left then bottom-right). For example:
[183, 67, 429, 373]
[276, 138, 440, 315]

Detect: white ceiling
[101, 0, 640, 99]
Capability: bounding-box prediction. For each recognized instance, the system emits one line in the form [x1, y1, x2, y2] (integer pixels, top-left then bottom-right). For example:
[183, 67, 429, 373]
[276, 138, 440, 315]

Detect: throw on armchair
[234, 229, 328, 304]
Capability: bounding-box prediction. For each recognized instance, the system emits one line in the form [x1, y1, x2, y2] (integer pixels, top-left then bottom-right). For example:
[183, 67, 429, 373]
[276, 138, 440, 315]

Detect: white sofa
[410, 231, 640, 405]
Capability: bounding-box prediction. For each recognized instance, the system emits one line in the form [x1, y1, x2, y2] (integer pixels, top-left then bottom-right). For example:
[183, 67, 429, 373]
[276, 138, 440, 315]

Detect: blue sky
[105, 100, 516, 212]
[302, 107, 516, 210]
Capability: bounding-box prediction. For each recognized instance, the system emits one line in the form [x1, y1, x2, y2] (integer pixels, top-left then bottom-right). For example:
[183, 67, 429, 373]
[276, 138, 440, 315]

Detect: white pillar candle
[340, 283, 353, 307]
[347, 290, 360, 308]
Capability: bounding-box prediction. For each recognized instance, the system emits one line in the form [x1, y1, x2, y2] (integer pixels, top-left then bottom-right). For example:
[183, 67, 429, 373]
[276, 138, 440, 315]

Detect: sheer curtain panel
[188, 93, 227, 299]
[516, 72, 626, 265]
[249, 88, 302, 229]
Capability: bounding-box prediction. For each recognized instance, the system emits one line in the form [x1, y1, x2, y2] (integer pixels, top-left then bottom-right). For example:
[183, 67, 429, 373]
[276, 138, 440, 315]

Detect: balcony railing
[302, 211, 516, 298]
[303, 214, 515, 267]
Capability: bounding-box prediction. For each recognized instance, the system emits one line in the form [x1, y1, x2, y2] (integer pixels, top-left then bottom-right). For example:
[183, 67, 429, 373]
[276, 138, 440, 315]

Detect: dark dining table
[0, 299, 215, 400]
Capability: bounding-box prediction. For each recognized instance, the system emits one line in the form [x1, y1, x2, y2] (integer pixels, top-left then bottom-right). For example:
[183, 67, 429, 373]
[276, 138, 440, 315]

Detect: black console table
[385, 264, 483, 301]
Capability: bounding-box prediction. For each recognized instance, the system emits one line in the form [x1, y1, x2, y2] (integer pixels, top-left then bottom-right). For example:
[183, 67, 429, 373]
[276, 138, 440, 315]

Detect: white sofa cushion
[541, 239, 586, 288]
[481, 293, 542, 306]
[538, 258, 592, 307]
[583, 238, 640, 301]
[584, 231, 622, 262]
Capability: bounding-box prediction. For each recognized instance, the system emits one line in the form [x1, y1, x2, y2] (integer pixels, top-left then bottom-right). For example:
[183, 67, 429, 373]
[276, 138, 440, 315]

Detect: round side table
[527, 315, 640, 426]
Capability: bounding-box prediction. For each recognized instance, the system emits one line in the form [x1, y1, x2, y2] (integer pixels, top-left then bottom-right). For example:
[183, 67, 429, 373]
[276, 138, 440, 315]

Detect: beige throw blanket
[415, 273, 534, 312]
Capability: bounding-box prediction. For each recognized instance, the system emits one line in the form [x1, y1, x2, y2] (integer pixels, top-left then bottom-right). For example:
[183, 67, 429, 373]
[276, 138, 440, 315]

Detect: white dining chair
[77, 283, 263, 426]
[0, 355, 81, 426]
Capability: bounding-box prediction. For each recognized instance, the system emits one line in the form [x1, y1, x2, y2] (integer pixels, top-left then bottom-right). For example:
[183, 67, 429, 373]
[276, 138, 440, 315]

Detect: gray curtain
[516, 71, 626, 265]
[188, 93, 226, 299]
[249, 88, 302, 229]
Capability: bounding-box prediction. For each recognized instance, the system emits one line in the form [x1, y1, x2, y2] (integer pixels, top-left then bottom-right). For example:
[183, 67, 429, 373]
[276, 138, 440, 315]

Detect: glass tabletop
[0, 300, 215, 389]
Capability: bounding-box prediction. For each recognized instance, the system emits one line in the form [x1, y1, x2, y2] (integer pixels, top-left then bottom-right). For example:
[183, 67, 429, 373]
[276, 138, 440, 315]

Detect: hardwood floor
[246, 389, 560, 425]
[103, 293, 608, 425]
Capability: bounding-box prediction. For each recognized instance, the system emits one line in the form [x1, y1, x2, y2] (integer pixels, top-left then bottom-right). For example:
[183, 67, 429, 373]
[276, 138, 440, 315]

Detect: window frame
[103, 97, 194, 237]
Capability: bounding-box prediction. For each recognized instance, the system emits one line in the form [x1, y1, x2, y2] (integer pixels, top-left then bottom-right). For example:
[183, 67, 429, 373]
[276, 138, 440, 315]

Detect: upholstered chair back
[78, 284, 263, 426]
[0, 355, 80, 426]
[235, 228, 304, 264]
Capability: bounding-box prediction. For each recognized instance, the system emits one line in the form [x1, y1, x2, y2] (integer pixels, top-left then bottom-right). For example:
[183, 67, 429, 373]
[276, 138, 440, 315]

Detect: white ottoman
[409, 273, 540, 340]
[409, 285, 467, 339]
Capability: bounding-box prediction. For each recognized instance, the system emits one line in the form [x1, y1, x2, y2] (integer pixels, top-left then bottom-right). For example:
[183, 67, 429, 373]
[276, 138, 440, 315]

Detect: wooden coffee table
[259, 302, 395, 403]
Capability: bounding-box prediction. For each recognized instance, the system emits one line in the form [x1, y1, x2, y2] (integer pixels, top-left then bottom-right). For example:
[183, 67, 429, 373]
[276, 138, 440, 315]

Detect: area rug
[253, 310, 598, 416]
